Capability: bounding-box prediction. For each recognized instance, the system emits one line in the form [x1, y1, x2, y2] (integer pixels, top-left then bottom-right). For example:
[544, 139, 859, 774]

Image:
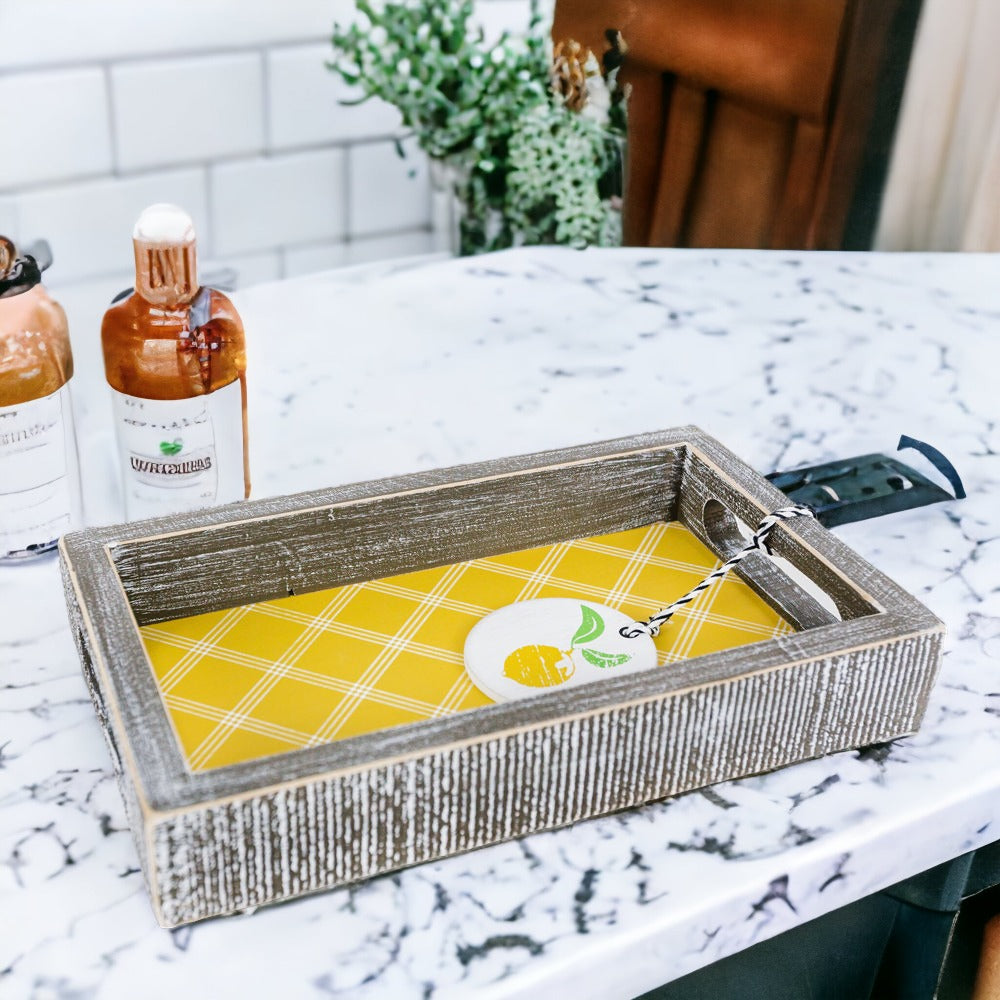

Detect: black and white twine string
[619, 504, 816, 639]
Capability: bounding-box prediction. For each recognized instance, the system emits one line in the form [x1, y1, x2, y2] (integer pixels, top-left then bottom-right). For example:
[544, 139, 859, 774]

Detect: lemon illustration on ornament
[502, 605, 631, 689]
[464, 597, 658, 703]
[503, 644, 575, 688]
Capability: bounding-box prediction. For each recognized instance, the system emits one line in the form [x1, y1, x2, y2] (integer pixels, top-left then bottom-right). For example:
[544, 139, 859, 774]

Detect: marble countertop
[3, 247, 999, 999]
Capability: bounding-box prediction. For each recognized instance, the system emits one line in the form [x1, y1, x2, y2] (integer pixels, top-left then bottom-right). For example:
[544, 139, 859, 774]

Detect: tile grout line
[260, 46, 273, 157]
[0, 137, 408, 199]
[343, 143, 353, 243]
[203, 163, 215, 262]
[0, 36, 331, 78]
[103, 63, 122, 178]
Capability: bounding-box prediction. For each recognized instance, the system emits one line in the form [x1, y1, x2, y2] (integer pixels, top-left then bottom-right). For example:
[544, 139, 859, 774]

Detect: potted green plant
[330, 0, 626, 255]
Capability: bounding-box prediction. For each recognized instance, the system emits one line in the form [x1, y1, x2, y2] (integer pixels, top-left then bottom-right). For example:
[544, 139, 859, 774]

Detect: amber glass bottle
[0, 236, 81, 560]
[101, 205, 250, 520]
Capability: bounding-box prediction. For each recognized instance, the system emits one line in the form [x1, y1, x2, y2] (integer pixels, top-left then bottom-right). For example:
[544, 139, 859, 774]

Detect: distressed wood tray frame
[60, 427, 943, 927]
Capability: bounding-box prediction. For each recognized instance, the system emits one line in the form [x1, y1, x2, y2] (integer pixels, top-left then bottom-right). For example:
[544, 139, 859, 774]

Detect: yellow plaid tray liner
[140, 521, 794, 772]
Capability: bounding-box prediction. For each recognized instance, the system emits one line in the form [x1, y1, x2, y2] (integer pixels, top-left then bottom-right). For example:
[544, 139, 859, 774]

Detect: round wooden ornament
[464, 508, 815, 703]
[463, 598, 658, 703]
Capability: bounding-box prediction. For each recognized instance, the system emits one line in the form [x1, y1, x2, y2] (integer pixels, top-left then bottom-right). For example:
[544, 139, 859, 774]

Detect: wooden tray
[60, 427, 943, 927]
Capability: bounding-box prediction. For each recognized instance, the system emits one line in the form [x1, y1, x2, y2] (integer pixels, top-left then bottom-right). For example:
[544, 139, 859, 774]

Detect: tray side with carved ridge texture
[60, 427, 943, 927]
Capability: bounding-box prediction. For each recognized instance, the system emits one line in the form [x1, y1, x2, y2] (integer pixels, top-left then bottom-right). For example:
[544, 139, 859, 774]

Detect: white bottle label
[110, 380, 245, 520]
[0, 382, 79, 557]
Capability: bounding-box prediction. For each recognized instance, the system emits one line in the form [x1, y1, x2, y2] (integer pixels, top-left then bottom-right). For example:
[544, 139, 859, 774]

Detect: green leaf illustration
[572, 604, 605, 646]
[580, 648, 632, 669]
[159, 439, 183, 456]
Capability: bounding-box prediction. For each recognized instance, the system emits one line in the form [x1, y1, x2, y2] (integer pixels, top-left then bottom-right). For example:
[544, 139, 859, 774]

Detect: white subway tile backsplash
[344, 230, 437, 267]
[0, 199, 18, 240]
[283, 241, 350, 277]
[0, 0, 352, 70]
[211, 149, 346, 255]
[0, 69, 112, 191]
[111, 54, 265, 172]
[267, 44, 403, 150]
[348, 140, 431, 238]
[0, 1, 533, 303]
[15, 169, 209, 284]
[473, 0, 536, 40]
[201, 250, 284, 290]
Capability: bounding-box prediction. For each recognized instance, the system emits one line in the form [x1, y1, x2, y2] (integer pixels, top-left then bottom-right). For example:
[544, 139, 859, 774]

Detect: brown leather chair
[552, 0, 918, 249]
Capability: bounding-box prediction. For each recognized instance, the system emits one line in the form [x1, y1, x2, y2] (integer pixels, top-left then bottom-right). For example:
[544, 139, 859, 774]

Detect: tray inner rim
[65, 430, 937, 812]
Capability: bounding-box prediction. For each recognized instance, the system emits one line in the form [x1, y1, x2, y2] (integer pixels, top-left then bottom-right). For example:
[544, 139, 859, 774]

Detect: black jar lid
[0, 236, 52, 300]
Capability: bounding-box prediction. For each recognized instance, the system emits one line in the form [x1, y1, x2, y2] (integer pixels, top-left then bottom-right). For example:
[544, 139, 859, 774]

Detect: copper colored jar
[0, 237, 82, 560]
[101, 205, 250, 520]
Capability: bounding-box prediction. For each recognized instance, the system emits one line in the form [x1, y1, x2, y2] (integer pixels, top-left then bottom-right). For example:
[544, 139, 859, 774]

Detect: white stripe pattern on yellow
[140, 521, 795, 771]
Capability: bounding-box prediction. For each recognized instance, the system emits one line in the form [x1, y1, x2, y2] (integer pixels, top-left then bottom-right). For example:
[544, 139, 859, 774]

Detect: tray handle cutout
[702, 498, 842, 630]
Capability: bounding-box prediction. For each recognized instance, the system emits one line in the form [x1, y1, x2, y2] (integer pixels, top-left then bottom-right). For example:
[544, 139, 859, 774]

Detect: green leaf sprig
[569, 605, 631, 670]
[329, 0, 625, 254]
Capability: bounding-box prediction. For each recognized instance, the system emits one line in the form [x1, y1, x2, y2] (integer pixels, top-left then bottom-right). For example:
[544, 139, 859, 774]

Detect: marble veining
[2, 247, 998, 998]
